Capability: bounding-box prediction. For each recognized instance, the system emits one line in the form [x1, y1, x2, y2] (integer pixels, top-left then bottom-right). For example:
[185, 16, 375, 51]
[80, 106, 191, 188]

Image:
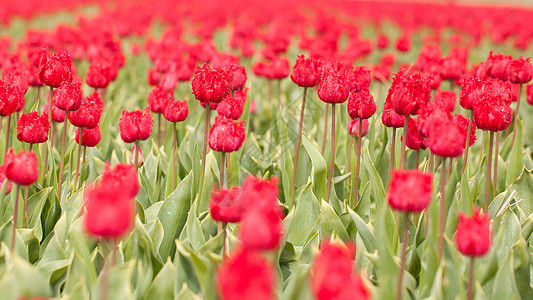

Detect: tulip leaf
[301, 133, 327, 201]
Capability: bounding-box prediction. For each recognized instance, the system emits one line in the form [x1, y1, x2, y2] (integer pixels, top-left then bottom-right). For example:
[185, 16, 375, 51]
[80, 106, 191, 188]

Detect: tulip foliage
[1, 1, 533, 300]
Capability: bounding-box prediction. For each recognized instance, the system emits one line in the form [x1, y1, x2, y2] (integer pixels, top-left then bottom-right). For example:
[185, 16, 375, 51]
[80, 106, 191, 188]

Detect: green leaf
[347, 208, 376, 253]
[319, 200, 349, 241]
[287, 182, 320, 246]
[158, 172, 193, 259]
[301, 133, 327, 201]
[505, 119, 523, 186]
[144, 259, 176, 300]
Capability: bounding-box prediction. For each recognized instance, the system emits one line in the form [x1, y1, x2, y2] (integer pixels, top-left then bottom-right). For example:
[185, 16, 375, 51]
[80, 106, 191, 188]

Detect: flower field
[0, 0, 533, 299]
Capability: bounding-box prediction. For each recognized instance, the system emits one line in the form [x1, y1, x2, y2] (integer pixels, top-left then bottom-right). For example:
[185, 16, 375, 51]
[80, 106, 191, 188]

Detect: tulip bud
[506, 57, 533, 84]
[3, 148, 39, 186]
[217, 248, 276, 300]
[119, 107, 153, 143]
[129, 144, 144, 168]
[75, 126, 101, 147]
[54, 80, 83, 112]
[16, 111, 50, 144]
[68, 92, 102, 129]
[0, 80, 23, 117]
[387, 169, 433, 212]
[208, 116, 246, 153]
[210, 186, 244, 223]
[216, 88, 247, 120]
[348, 118, 369, 137]
[347, 88, 376, 119]
[455, 208, 491, 257]
[39, 49, 73, 88]
[290, 55, 320, 88]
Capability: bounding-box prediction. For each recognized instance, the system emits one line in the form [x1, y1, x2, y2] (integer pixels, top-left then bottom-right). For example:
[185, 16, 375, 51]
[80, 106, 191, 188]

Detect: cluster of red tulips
[0, 0, 532, 299]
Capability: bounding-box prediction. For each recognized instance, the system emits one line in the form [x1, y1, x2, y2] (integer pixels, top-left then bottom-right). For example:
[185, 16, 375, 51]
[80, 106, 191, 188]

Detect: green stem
[57, 111, 68, 202]
[325, 104, 336, 203]
[400, 116, 409, 170]
[11, 185, 20, 253]
[290, 87, 307, 206]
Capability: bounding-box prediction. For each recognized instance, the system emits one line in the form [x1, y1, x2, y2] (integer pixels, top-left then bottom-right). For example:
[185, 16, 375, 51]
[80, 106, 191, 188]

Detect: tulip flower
[347, 88, 376, 207]
[0, 80, 24, 157]
[239, 203, 284, 251]
[85, 62, 111, 90]
[217, 248, 276, 300]
[382, 98, 405, 172]
[311, 241, 370, 300]
[119, 107, 153, 171]
[387, 169, 432, 299]
[290, 55, 321, 205]
[148, 85, 173, 147]
[455, 208, 491, 300]
[3, 148, 39, 252]
[458, 75, 484, 175]
[318, 70, 350, 203]
[506, 57, 533, 146]
[163, 98, 188, 189]
[74, 125, 101, 188]
[208, 116, 245, 189]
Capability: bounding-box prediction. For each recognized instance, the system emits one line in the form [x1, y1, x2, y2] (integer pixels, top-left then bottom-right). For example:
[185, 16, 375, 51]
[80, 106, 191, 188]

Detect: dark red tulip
[291, 55, 321, 88]
[119, 107, 153, 143]
[75, 125, 101, 147]
[16, 111, 49, 144]
[387, 169, 433, 212]
[210, 186, 244, 223]
[456, 208, 491, 257]
[347, 88, 376, 119]
[54, 80, 83, 112]
[3, 148, 39, 186]
[39, 49, 73, 88]
[208, 116, 246, 153]
[68, 92, 102, 129]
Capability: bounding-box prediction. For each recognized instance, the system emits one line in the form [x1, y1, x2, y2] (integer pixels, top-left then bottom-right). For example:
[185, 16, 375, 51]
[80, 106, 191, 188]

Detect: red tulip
[291, 55, 321, 88]
[54, 80, 83, 112]
[239, 176, 279, 211]
[3, 68, 29, 95]
[210, 186, 244, 223]
[348, 118, 369, 137]
[38, 49, 73, 88]
[486, 51, 511, 81]
[0, 80, 23, 116]
[350, 66, 371, 92]
[86, 62, 111, 89]
[453, 114, 477, 147]
[456, 208, 491, 257]
[527, 84, 533, 105]
[163, 99, 188, 123]
[208, 116, 246, 153]
[3, 148, 39, 186]
[382, 98, 406, 128]
[100, 163, 140, 201]
[347, 88, 376, 119]
[311, 241, 370, 300]
[227, 64, 247, 91]
[75, 125, 101, 147]
[403, 117, 426, 150]
[119, 107, 153, 143]
[217, 248, 276, 300]
[388, 71, 431, 116]
[417, 102, 452, 138]
[427, 119, 465, 157]
[43, 101, 65, 123]
[506, 57, 533, 84]
[191, 64, 230, 104]
[239, 203, 284, 251]
[217, 88, 247, 120]
[395, 35, 410, 52]
[148, 85, 172, 114]
[377, 34, 389, 49]
[68, 92, 102, 129]
[318, 71, 350, 104]
[16, 111, 50, 144]
[0, 164, 12, 194]
[459, 75, 483, 110]
[387, 169, 433, 212]
[434, 90, 456, 113]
